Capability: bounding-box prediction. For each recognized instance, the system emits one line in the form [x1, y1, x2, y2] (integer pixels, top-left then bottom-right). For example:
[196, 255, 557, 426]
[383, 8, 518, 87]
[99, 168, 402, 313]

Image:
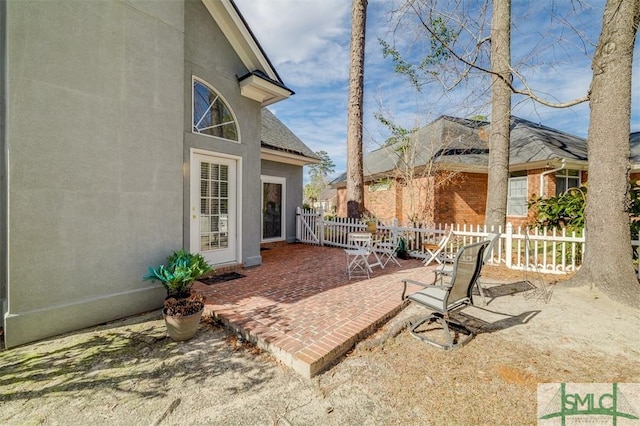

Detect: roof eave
[508, 159, 589, 172]
[201, 0, 291, 105]
[239, 73, 293, 106]
[261, 147, 320, 166]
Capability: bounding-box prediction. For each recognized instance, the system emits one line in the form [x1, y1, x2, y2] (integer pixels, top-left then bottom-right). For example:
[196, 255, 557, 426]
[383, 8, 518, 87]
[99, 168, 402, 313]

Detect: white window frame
[261, 175, 286, 242]
[192, 76, 240, 142]
[507, 175, 528, 217]
[555, 169, 581, 195]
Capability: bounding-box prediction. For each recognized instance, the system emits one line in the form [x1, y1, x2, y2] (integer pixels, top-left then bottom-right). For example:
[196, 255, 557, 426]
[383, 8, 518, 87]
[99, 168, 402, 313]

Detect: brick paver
[192, 243, 429, 378]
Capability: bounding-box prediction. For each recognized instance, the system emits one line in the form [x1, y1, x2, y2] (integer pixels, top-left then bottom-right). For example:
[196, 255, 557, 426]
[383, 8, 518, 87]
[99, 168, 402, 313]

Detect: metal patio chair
[344, 232, 381, 279]
[433, 232, 501, 304]
[401, 240, 489, 350]
[421, 229, 454, 266]
[374, 231, 402, 268]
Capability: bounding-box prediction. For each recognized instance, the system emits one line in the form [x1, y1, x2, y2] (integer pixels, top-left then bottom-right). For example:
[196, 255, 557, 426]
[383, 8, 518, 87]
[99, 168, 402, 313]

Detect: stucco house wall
[0, 1, 7, 322]
[182, 0, 262, 267]
[4, 1, 185, 347]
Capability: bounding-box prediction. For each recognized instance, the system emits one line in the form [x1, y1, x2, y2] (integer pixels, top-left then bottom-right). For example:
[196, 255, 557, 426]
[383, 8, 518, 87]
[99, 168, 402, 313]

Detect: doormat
[200, 272, 245, 286]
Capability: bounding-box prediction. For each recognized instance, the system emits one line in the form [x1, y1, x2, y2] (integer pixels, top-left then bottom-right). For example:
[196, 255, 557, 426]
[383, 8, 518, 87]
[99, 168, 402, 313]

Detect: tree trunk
[484, 0, 511, 228]
[572, 0, 640, 306]
[346, 0, 367, 219]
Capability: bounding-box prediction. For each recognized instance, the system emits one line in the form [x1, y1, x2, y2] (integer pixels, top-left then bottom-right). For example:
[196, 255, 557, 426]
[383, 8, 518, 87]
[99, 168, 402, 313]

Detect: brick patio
[192, 243, 429, 378]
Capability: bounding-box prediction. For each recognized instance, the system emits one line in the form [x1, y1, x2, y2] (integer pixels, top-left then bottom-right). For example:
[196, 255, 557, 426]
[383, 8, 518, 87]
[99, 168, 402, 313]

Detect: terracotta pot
[163, 308, 204, 341]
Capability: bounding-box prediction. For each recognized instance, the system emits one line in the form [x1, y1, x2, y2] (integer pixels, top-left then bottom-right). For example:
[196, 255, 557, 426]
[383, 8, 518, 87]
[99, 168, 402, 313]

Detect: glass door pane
[200, 162, 230, 251]
[263, 182, 283, 239]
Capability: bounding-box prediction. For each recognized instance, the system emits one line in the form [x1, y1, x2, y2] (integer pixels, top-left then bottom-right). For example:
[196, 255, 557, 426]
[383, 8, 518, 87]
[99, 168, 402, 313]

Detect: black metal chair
[401, 240, 489, 350]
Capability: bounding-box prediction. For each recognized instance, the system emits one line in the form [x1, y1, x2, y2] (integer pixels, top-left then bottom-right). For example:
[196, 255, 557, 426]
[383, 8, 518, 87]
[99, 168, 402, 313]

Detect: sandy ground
[1, 268, 639, 425]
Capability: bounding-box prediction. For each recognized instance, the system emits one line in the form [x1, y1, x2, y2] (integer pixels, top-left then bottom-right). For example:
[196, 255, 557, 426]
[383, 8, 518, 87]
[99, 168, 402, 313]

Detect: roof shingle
[261, 108, 319, 161]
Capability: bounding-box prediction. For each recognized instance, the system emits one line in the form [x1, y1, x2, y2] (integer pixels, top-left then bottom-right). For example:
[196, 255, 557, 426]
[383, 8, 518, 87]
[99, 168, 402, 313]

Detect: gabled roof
[261, 108, 320, 166]
[331, 115, 488, 184]
[331, 115, 591, 186]
[509, 117, 587, 165]
[202, 0, 294, 106]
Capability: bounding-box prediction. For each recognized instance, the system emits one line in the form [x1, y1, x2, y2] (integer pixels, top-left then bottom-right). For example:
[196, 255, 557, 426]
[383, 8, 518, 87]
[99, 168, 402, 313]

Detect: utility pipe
[539, 159, 566, 198]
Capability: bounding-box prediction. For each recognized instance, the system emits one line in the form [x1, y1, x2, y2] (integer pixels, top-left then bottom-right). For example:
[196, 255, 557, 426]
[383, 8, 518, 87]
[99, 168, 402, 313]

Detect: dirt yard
[1, 266, 639, 425]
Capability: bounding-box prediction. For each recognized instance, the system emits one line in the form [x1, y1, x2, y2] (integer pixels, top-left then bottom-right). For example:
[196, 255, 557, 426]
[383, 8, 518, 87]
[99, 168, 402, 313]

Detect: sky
[234, 0, 640, 181]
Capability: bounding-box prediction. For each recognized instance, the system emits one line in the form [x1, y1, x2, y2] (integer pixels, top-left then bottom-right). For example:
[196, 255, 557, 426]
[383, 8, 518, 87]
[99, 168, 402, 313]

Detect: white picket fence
[296, 207, 591, 274]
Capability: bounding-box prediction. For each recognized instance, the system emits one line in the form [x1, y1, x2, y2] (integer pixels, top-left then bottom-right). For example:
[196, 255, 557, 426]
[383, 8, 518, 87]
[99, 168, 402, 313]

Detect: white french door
[190, 152, 238, 265]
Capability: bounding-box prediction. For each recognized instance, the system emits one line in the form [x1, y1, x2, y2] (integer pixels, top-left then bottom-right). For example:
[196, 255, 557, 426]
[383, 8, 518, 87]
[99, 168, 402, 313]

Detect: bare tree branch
[407, 1, 589, 108]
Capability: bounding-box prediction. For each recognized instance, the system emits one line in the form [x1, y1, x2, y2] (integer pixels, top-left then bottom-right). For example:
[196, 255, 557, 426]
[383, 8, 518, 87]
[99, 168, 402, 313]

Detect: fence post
[318, 207, 324, 246]
[505, 222, 513, 269]
[392, 217, 399, 242]
[295, 206, 301, 242]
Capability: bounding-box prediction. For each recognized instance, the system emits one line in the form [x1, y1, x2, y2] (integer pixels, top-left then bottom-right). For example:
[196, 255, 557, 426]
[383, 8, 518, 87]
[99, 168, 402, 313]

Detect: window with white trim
[507, 172, 528, 216]
[555, 169, 581, 195]
[193, 78, 238, 141]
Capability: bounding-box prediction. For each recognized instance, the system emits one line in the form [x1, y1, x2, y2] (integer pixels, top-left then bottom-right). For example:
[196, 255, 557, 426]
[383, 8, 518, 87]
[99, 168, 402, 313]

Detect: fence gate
[296, 207, 323, 245]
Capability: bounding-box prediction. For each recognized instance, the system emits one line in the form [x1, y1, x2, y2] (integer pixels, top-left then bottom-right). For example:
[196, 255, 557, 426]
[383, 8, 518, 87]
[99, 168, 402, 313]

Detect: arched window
[193, 78, 238, 141]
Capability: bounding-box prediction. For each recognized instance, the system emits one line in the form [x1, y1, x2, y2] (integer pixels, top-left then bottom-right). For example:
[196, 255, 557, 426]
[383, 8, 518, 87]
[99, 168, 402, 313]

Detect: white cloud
[235, 0, 351, 87]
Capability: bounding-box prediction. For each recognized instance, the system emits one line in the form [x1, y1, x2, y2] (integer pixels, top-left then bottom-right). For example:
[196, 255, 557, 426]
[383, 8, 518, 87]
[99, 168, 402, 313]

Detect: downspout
[539, 159, 566, 198]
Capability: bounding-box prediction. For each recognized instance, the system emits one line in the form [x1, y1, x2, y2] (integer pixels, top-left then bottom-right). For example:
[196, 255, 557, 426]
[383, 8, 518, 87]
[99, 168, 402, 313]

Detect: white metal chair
[344, 232, 380, 279]
[401, 240, 490, 349]
[421, 229, 453, 266]
[374, 231, 402, 268]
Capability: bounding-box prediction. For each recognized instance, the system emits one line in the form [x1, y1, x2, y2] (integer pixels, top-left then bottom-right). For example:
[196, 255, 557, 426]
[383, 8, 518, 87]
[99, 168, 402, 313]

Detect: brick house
[330, 115, 619, 227]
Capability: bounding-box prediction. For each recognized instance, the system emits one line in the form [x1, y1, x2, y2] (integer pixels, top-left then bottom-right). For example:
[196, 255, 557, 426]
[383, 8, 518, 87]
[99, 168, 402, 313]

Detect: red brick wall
[434, 172, 487, 226]
[334, 168, 596, 227]
[400, 176, 434, 224]
[364, 182, 397, 222]
[334, 183, 402, 222]
[336, 172, 488, 226]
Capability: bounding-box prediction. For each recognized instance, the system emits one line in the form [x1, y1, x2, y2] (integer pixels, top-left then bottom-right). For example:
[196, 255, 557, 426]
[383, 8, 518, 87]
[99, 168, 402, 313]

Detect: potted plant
[144, 249, 214, 341]
[361, 213, 378, 234]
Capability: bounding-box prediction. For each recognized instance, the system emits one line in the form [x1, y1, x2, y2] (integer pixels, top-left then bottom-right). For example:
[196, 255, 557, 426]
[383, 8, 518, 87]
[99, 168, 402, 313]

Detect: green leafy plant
[528, 185, 586, 232]
[529, 181, 640, 262]
[396, 237, 410, 260]
[144, 249, 213, 298]
[528, 186, 586, 264]
[529, 181, 640, 239]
